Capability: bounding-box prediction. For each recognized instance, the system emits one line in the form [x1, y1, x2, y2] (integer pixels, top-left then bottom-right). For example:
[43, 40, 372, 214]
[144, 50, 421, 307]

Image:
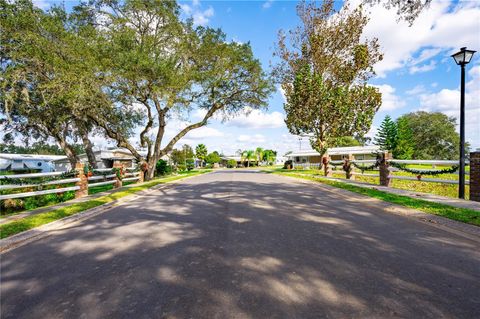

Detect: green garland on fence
[329, 161, 344, 167]
[351, 160, 380, 173]
[0, 170, 78, 186]
[389, 161, 459, 176]
[112, 167, 123, 181]
[85, 165, 120, 178]
[328, 161, 344, 172]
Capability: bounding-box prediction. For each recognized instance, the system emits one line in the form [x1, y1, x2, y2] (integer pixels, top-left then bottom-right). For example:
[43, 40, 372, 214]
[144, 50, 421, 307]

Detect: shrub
[186, 158, 195, 171]
[283, 160, 293, 169]
[156, 159, 172, 176]
[177, 164, 187, 171]
[227, 159, 237, 168]
[23, 192, 74, 210]
[1, 199, 25, 214]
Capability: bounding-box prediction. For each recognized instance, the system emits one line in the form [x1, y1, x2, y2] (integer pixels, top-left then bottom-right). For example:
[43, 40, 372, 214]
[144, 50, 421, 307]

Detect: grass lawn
[285, 166, 469, 199]
[269, 170, 480, 227]
[0, 170, 210, 239]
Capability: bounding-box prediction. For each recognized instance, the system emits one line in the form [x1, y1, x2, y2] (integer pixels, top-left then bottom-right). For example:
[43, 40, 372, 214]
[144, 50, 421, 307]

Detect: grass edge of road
[0, 170, 210, 239]
[269, 171, 480, 227]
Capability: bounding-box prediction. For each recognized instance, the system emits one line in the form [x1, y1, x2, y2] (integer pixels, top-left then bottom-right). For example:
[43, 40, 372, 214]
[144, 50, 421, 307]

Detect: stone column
[75, 162, 88, 199]
[138, 169, 145, 183]
[322, 155, 332, 177]
[113, 163, 123, 189]
[345, 154, 355, 180]
[379, 152, 392, 187]
[469, 151, 480, 202]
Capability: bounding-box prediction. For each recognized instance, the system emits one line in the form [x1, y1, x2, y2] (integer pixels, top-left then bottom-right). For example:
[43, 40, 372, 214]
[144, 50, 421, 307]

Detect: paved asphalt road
[1, 171, 479, 319]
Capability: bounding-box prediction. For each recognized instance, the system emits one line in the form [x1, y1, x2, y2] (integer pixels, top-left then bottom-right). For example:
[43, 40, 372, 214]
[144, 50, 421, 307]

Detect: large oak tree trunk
[78, 123, 97, 169]
[56, 136, 78, 170]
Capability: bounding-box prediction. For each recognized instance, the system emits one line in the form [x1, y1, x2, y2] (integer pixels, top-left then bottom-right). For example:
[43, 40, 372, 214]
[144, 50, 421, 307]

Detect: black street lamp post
[451, 47, 476, 199]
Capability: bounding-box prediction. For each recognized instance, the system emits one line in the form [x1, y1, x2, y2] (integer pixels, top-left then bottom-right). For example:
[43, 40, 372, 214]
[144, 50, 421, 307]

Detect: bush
[156, 159, 172, 176]
[227, 159, 237, 168]
[186, 158, 195, 171]
[23, 191, 75, 210]
[283, 160, 293, 169]
[1, 199, 25, 214]
[177, 164, 187, 171]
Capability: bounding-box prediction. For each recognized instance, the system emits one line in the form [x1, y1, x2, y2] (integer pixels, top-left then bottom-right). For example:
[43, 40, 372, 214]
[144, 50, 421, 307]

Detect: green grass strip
[271, 171, 480, 227]
[0, 171, 210, 239]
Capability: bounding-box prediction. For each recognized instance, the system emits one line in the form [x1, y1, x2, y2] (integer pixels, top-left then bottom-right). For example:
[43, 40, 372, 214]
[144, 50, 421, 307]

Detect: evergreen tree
[375, 115, 397, 151]
[393, 117, 415, 159]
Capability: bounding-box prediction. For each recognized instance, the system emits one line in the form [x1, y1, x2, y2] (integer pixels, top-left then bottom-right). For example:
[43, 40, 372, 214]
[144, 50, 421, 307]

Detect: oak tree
[275, 0, 383, 156]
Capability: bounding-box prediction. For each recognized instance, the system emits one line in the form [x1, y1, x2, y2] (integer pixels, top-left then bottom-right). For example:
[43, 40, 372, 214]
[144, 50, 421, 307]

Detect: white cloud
[237, 134, 266, 143]
[32, 0, 50, 9]
[193, 7, 214, 26]
[184, 126, 224, 140]
[227, 108, 285, 129]
[263, 0, 274, 9]
[359, 0, 480, 77]
[405, 84, 426, 95]
[373, 84, 406, 111]
[417, 63, 480, 147]
[180, 0, 214, 26]
[409, 60, 436, 74]
[411, 48, 443, 65]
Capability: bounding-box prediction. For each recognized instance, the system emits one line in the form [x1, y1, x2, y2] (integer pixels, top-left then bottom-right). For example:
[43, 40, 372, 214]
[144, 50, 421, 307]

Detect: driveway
[1, 171, 479, 318]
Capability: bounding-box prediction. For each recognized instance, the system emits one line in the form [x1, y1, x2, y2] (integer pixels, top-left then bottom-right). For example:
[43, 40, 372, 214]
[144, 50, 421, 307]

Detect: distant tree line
[375, 111, 468, 160]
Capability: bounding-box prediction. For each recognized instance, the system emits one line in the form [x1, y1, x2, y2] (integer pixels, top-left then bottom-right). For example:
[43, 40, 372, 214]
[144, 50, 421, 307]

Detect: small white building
[0, 153, 67, 173]
[286, 145, 381, 164]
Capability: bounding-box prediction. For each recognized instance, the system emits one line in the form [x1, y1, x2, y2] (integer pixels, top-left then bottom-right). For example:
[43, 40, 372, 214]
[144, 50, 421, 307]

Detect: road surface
[1, 171, 479, 318]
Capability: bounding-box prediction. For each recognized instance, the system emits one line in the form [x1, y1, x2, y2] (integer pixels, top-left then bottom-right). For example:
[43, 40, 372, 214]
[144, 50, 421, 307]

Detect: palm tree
[255, 147, 264, 166]
[264, 150, 277, 165]
[195, 144, 208, 167]
[242, 150, 255, 167]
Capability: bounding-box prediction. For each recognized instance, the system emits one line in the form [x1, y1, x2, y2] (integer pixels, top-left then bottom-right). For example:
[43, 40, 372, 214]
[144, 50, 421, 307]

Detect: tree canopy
[275, 0, 382, 156]
[0, 0, 109, 167]
[374, 112, 466, 160]
[1, 0, 274, 179]
[398, 111, 466, 160]
[374, 115, 397, 152]
[363, 0, 431, 25]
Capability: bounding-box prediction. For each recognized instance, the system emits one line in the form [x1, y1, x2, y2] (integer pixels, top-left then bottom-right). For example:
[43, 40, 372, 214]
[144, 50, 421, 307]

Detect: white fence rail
[292, 163, 321, 169]
[291, 158, 469, 188]
[0, 186, 80, 201]
[0, 178, 80, 191]
[1, 169, 142, 201]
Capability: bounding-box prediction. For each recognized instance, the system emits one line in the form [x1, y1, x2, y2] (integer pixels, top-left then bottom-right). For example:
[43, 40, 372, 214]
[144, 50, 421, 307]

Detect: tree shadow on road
[2, 171, 480, 318]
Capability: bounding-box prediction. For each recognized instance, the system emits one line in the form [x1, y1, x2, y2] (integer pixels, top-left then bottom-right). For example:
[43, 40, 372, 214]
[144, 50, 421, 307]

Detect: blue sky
[32, 0, 480, 156]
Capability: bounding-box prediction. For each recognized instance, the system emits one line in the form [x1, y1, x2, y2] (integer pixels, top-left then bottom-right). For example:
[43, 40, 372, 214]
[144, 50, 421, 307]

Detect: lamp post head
[451, 47, 476, 65]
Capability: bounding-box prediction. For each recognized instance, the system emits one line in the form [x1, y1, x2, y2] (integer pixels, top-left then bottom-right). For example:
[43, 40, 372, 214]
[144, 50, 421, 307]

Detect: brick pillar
[469, 151, 480, 202]
[138, 169, 144, 183]
[379, 152, 392, 187]
[345, 154, 355, 180]
[113, 163, 123, 188]
[323, 155, 332, 177]
[75, 162, 88, 199]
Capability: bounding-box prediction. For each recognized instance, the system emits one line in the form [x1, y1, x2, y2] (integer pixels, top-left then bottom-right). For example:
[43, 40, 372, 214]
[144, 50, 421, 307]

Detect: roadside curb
[0, 172, 208, 254]
[274, 173, 480, 243]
